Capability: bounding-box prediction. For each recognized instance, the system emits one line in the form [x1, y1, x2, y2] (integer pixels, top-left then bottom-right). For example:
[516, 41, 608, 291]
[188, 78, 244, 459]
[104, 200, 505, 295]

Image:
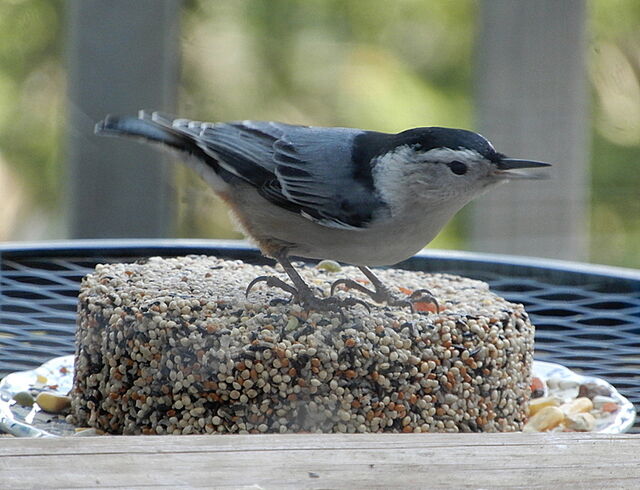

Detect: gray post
[471, 0, 589, 260]
[66, 0, 182, 238]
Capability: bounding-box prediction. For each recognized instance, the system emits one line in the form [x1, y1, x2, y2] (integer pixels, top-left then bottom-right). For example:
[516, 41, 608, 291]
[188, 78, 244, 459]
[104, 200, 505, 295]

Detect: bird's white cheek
[372, 164, 412, 215]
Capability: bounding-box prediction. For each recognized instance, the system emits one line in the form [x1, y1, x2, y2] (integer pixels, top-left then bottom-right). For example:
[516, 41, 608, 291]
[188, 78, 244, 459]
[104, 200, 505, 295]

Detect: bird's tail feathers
[95, 111, 194, 154]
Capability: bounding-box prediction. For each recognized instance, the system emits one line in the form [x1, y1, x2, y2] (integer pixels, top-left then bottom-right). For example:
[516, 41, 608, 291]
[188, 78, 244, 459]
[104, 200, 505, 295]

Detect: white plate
[0, 356, 636, 436]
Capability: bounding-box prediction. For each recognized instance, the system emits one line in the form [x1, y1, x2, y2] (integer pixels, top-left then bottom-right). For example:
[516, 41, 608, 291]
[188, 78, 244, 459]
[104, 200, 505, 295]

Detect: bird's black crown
[352, 126, 501, 172]
[393, 127, 499, 161]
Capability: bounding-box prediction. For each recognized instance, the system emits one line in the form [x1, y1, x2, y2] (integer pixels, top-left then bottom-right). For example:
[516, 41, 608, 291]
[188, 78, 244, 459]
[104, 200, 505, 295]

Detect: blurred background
[0, 0, 638, 268]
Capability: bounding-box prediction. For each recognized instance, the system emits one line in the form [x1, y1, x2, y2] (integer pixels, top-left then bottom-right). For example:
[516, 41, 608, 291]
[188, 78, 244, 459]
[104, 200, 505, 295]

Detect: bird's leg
[246, 253, 370, 312]
[330, 266, 439, 313]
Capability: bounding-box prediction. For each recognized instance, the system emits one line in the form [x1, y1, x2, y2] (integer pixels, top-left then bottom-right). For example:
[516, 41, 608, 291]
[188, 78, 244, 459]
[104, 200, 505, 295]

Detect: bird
[95, 111, 550, 312]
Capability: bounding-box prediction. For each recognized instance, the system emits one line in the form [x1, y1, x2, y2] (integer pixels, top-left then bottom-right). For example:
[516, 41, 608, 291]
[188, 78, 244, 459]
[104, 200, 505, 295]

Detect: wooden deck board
[1, 433, 639, 488]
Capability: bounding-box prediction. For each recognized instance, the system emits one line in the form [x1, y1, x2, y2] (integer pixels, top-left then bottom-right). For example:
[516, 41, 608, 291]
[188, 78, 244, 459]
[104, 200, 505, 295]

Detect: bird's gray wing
[187, 120, 387, 229]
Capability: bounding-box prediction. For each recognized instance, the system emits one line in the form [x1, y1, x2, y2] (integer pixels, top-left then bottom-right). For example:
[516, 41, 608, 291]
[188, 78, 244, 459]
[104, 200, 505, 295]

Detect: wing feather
[156, 116, 387, 229]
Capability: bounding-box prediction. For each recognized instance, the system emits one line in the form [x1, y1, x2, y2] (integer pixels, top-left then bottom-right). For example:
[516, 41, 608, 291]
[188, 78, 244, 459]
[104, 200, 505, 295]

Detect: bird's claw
[330, 279, 439, 313]
[407, 288, 440, 313]
[301, 295, 372, 318]
[246, 275, 299, 300]
[335, 296, 372, 312]
[330, 278, 372, 298]
[246, 275, 370, 314]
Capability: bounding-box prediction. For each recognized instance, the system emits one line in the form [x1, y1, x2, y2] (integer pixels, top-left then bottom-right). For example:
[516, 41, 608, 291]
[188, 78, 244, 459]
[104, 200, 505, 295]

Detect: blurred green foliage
[0, 0, 64, 209]
[588, 0, 640, 267]
[0, 0, 638, 267]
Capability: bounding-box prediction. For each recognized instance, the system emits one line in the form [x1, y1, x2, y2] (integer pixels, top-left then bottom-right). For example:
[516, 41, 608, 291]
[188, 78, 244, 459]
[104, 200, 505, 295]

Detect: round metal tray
[1, 239, 639, 430]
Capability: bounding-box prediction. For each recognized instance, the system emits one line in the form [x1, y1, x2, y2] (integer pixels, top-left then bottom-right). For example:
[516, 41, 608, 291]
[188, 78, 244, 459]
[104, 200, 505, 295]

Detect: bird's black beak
[493, 158, 551, 180]
[497, 158, 552, 170]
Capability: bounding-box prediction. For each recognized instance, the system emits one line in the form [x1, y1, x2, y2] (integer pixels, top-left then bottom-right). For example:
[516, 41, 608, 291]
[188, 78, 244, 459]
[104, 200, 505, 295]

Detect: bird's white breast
[228, 181, 459, 266]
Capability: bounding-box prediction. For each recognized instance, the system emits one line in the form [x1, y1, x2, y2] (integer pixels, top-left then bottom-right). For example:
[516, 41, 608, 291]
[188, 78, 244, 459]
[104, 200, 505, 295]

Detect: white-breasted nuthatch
[96, 111, 550, 312]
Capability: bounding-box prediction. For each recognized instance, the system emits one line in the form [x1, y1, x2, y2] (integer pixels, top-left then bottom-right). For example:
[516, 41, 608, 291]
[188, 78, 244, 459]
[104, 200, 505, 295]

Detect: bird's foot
[246, 275, 370, 314]
[246, 275, 299, 299]
[405, 288, 440, 313]
[330, 279, 439, 313]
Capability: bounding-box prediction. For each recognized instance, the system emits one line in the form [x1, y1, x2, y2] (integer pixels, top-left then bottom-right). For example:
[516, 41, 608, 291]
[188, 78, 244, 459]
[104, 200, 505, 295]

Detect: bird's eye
[446, 160, 468, 175]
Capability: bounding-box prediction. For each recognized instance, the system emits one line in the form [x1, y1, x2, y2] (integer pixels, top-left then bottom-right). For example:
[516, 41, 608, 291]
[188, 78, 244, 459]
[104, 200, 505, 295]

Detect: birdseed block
[70, 255, 534, 435]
